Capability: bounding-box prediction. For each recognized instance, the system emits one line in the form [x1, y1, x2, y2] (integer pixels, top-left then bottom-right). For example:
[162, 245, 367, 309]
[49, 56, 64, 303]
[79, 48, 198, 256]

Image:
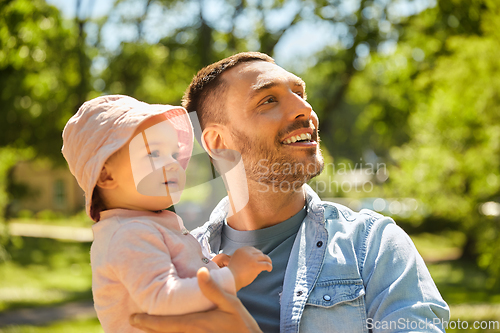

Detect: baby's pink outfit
[91, 209, 236, 333]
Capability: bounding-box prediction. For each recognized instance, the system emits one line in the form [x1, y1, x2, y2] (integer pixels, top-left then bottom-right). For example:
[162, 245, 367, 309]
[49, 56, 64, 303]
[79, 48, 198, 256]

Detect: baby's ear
[96, 164, 117, 189]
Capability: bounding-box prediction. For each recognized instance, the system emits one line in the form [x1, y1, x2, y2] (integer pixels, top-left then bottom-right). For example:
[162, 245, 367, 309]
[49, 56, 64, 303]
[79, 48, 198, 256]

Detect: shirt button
[296, 291, 303, 296]
[316, 241, 323, 247]
[201, 257, 210, 264]
[323, 294, 331, 301]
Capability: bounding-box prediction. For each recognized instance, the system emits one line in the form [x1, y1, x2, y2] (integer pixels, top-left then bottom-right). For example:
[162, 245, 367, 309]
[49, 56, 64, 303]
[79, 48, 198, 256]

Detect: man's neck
[226, 181, 306, 231]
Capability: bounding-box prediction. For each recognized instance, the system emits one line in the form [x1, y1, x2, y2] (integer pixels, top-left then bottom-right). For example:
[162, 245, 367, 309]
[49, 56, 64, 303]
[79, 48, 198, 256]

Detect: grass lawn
[9, 210, 93, 228]
[0, 317, 103, 333]
[0, 235, 92, 311]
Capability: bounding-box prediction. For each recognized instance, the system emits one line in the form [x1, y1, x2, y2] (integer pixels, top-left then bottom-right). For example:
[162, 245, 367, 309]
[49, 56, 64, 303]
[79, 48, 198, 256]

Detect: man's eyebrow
[249, 78, 306, 100]
[250, 81, 278, 99]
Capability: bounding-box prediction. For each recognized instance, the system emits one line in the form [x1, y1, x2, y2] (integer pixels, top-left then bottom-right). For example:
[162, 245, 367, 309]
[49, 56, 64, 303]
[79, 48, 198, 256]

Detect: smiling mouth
[281, 133, 313, 145]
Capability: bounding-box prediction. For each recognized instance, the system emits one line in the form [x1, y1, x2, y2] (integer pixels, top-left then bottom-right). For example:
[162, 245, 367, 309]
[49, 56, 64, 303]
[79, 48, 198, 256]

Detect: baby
[62, 95, 272, 332]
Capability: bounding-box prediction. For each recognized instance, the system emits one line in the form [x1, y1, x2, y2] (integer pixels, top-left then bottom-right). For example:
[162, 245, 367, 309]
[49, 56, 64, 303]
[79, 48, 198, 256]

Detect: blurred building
[10, 160, 84, 215]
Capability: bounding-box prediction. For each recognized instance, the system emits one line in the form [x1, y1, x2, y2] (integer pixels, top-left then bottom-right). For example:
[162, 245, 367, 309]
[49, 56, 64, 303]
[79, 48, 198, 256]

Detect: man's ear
[201, 124, 233, 161]
[96, 164, 118, 189]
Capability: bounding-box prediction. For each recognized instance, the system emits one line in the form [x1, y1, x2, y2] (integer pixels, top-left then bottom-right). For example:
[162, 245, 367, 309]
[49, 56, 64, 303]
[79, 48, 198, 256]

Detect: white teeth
[282, 133, 313, 144]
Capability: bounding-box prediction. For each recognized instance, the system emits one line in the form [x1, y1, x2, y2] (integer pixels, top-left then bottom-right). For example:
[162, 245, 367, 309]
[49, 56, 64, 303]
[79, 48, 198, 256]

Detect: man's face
[220, 61, 324, 189]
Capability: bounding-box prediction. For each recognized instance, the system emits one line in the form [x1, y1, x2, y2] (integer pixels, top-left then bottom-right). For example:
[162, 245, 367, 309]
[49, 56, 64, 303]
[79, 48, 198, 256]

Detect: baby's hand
[228, 246, 272, 290]
[212, 253, 231, 268]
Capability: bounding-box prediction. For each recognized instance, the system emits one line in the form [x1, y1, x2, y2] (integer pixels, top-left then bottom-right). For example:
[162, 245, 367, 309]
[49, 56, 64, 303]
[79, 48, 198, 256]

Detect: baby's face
[128, 115, 187, 205]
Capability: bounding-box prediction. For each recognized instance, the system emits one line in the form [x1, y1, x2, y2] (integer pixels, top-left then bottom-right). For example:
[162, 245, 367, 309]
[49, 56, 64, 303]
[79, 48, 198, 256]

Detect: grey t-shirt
[219, 206, 307, 333]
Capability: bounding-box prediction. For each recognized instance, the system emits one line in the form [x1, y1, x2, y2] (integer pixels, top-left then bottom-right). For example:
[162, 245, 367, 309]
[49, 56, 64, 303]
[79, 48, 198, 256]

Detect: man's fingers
[197, 267, 236, 312]
[129, 268, 262, 333]
[130, 313, 188, 332]
[129, 269, 240, 333]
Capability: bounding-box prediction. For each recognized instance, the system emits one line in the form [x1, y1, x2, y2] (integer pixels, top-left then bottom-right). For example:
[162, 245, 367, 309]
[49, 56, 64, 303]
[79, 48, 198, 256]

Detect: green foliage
[317, 0, 494, 160]
[299, 0, 418, 159]
[34, 209, 65, 221]
[96, 0, 313, 104]
[0, 147, 33, 262]
[0, 0, 88, 161]
[387, 34, 500, 285]
[0, 317, 103, 333]
[16, 209, 34, 219]
[11, 210, 93, 228]
[100, 43, 197, 105]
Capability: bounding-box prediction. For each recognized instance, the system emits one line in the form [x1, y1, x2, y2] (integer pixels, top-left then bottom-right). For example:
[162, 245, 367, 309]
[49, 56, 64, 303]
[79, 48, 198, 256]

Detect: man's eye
[148, 150, 160, 158]
[263, 97, 277, 105]
[295, 91, 304, 98]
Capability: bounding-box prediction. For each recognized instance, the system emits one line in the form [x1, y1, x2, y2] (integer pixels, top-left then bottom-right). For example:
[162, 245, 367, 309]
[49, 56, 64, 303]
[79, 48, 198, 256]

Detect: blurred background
[0, 0, 499, 331]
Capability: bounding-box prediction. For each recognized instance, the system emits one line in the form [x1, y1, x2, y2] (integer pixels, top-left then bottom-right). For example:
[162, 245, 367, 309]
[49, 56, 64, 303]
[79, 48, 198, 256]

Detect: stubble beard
[229, 126, 325, 188]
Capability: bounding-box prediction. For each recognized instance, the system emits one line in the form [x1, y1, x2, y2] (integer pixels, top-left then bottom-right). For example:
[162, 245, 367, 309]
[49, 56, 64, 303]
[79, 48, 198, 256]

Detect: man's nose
[287, 93, 313, 122]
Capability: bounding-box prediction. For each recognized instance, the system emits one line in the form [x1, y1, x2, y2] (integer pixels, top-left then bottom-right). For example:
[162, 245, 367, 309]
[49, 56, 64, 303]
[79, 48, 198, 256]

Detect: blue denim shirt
[191, 184, 450, 332]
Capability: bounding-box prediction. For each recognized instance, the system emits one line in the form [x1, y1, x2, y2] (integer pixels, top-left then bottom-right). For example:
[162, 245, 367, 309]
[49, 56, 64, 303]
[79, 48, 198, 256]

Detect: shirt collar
[200, 184, 333, 253]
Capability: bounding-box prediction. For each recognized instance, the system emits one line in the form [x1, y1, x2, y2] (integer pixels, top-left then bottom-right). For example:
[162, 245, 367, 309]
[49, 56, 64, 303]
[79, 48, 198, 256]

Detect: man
[130, 52, 450, 332]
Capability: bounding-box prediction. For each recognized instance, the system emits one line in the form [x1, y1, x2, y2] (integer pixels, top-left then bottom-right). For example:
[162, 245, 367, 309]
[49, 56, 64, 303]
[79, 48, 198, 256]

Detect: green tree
[340, 0, 498, 285]
[95, 0, 307, 103]
[95, 0, 421, 135]
[326, 0, 490, 160]
[303, 0, 490, 160]
[389, 34, 500, 285]
[0, 0, 90, 161]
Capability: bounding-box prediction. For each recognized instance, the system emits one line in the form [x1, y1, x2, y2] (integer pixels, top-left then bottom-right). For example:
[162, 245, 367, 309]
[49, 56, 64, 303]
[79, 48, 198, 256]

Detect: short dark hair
[181, 52, 275, 129]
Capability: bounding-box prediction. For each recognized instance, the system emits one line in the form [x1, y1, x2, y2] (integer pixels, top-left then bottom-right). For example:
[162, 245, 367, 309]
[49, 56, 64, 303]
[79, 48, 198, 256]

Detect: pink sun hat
[61, 95, 193, 221]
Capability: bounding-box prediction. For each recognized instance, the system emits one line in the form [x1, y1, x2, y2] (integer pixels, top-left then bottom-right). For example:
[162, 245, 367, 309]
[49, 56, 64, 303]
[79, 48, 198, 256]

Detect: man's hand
[129, 267, 263, 333]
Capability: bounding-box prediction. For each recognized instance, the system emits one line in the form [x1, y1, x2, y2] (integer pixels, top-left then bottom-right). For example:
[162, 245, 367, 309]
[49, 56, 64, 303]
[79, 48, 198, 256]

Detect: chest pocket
[299, 279, 368, 333]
